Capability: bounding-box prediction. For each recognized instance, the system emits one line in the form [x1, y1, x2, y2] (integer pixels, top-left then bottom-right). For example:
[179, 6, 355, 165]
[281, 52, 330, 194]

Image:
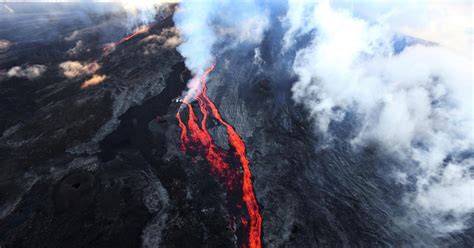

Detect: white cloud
[174, 0, 270, 102]
[173, 1, 216, 75]
[7, 64, 47, 80]
[253, 47, 264, 65]
[81, 74, 107, 88]
[59, 61, 100, 79]
[331, 0, 473, 59]
[285, 0, 474, 234]
[282, 0, 316, 51]
[215, 9, 269, 46]
[67, 40, 89, 57]
[0, 39, 11, 50]
[140, 27, 181, 55]
[120, 0, 164, 28]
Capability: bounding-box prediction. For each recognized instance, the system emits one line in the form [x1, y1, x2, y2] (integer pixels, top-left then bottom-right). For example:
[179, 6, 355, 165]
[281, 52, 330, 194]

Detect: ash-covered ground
[0, 3, 472, 248]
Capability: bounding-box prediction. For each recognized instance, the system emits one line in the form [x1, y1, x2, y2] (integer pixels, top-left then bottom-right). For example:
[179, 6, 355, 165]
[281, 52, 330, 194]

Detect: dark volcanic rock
[54, 171, 96, 212]
[0, 6, 188, 248]
[0, 6, 239, 246]
[0, 3, 472, 248]
[258, 79, 272, 91]
[0, 155, 164, 248]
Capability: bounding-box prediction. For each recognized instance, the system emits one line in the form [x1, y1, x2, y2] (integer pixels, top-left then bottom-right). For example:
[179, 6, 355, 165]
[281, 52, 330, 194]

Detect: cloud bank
[330, 0, 474, 58]
[284, 0, 473, 234]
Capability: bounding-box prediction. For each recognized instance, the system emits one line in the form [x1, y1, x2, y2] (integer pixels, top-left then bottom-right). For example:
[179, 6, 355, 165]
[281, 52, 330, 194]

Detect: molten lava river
[176, 64, 262, 248]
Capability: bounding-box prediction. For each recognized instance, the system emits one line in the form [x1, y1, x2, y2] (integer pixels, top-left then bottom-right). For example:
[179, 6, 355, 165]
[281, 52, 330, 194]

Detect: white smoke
[253, 48, 264, 66]
[7, 65, 47, 80]
[120, 1, 175, 29]
[330, 0, 474, 58]
[141, 27, 181, 55]
[173, 0, 269, 100]
[173, 1, 215, 75]
[284, 0, 473, 234]
[67, 40, 89, 57]
[59, 61, 100, 78]
[0, 39, 11, 50]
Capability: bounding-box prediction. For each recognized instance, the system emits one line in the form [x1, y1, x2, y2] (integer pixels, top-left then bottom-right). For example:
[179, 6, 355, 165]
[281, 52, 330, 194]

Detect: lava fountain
[176, 64, 262, 248]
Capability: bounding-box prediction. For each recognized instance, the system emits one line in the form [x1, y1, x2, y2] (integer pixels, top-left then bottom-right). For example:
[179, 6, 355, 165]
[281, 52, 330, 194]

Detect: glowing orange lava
[176, 111, 188, 152]
[176, 64, 262, 248]
[102, 25, 151, 56]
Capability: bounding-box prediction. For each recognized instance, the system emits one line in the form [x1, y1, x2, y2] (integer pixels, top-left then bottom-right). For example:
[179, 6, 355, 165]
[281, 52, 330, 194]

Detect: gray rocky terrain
[0, 3, 472, 248]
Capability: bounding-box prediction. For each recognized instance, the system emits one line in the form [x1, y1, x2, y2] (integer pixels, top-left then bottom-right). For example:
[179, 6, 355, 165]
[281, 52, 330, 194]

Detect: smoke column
[173, 0, 269, 102]
[173, 2, 270, 245]
[111, 0, 472, 241]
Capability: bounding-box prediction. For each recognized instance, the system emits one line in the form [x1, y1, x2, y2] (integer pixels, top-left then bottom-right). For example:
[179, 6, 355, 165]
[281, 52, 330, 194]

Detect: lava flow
[102, 25, 151, 56]
[176, 64, 262, 248]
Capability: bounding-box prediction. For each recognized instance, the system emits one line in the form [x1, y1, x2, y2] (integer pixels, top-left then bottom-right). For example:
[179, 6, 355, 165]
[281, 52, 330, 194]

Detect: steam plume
[119, 1, 179, 30]
[284, 0, 473, 234]
[173, 0, 269, 101]
[81, 74, 106, 88]
[7, 65, 47, 80]
[59, 61, 100, 78]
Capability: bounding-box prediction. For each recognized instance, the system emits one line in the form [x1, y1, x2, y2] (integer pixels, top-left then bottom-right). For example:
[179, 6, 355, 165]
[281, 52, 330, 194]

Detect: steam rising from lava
[284, 0, 473, 234]
[7, 0, 469, 242]
[175, 0, 472, 238]
[120, 0, 179, 28]
[103, 25, 151, 56]
[59, 61, 100, 79]
[0, 40, 11, 50]
[173, 5, 271, 244]
[7, 65, 47, 80]
[176, 64, 262, 248]
[173, 0, 269, 102]
[81, 74, 106, 89]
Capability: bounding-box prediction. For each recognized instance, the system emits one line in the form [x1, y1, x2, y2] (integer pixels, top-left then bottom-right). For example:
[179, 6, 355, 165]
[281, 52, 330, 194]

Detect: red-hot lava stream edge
[176, 64, 262, 248]
[104, 24, 263, 247]
[102, 24, 152, 56]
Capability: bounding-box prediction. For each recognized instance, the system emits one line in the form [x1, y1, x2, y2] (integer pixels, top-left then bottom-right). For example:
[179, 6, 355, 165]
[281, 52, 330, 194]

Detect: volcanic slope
[1, 4, 473, 248]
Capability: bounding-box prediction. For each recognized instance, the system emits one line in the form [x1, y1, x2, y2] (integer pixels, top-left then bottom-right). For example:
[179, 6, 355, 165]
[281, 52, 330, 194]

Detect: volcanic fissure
[176, 64, 262, 248]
